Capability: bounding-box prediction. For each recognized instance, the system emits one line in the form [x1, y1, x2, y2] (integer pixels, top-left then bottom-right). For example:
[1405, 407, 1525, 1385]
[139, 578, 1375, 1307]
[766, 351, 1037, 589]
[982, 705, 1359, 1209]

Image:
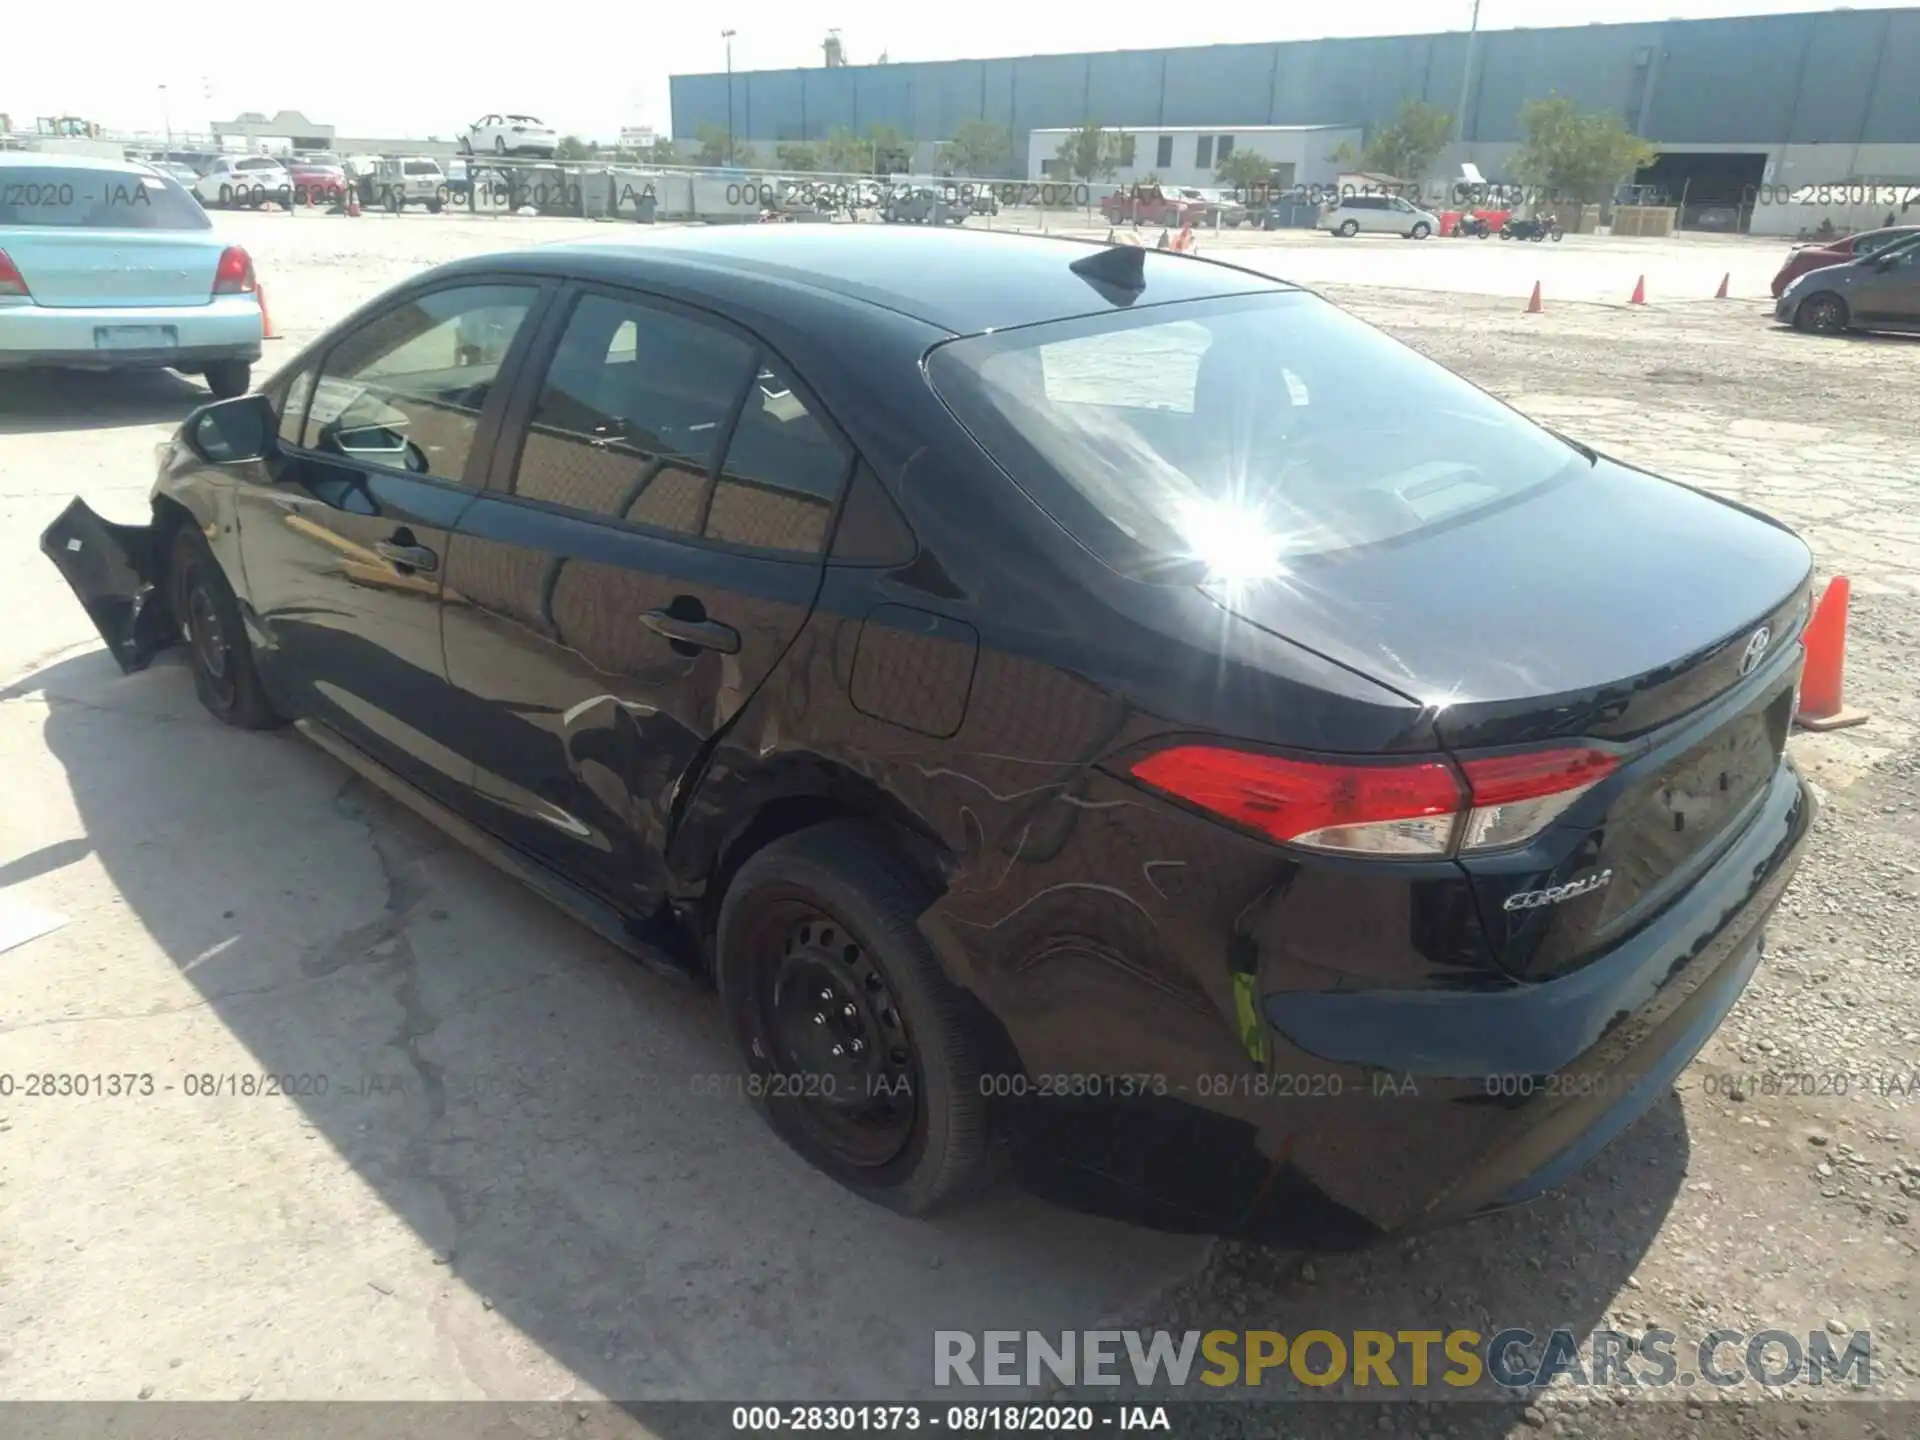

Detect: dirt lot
[1, 210, 1916, 1435]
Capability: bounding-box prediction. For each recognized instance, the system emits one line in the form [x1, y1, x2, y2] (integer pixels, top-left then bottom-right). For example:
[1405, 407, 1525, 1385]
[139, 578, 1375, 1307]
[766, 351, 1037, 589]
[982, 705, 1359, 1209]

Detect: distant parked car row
[1773, 227, 1920, 335]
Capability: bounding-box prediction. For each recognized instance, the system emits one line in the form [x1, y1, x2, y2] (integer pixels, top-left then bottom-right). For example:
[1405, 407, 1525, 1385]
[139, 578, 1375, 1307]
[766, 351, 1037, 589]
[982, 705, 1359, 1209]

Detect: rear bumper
[0, 296, 262, 370]
[1265, 757, 1814, 1232]
[961, 756, 1814, 1245]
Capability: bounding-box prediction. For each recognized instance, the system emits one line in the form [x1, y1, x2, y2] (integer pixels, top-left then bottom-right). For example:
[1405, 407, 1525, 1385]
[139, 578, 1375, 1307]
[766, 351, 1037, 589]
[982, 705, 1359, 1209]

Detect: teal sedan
[0, 152, 264, 397]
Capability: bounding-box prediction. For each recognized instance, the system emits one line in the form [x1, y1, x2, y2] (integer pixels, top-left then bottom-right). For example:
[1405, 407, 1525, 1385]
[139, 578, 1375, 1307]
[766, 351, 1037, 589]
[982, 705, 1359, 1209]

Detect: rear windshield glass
[0, 167, 211, 230]
[235, 157, 284, 171]
[926, 290, 1583, 577]
[403, 160, 441, 175]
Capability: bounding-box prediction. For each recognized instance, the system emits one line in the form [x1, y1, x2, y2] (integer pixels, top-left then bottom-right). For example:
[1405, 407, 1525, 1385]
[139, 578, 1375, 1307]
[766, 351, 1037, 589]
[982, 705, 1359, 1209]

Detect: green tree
[1215, 148, 1274, 191]
[1512, 95, 1657, 206]
[1054, 123, 1129, 184]
[694, 122, 730, 166]
[775, 142, 819, 172]
[866, 123, 912, 175]
[555, 135, 594, 161]
[1331, 100, 1453, 181]
[820, 127, 870, 174]
[938, 120, 1014, 177]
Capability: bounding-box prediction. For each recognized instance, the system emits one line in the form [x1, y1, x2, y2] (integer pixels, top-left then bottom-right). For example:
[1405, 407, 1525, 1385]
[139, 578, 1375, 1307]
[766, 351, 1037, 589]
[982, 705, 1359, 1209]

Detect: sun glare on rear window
[926, 290, 1584, 576]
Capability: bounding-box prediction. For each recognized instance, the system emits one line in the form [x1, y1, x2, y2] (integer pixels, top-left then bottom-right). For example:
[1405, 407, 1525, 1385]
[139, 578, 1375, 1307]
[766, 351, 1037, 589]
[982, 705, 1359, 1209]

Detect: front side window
[307, 284, 537, 482]
[927, 291, 1585, 580]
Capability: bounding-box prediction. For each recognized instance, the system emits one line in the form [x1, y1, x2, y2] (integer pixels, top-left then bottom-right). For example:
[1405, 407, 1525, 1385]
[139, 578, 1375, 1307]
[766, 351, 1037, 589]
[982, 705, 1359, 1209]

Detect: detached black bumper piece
[40, 497, 167, 674]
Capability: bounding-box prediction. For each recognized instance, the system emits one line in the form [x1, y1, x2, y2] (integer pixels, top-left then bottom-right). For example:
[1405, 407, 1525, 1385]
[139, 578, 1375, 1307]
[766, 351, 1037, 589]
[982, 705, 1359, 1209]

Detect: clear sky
[5, 0, 1872, 144]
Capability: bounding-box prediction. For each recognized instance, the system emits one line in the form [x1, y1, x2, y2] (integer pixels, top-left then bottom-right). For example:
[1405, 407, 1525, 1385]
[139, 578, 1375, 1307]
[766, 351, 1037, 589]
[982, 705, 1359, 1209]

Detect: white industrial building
[1026, 124, 1360, 190]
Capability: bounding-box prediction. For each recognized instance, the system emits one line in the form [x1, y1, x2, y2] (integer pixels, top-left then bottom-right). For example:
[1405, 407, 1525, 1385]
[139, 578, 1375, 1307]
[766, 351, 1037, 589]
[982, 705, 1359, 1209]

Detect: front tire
[1337, 219, 1359, 237]
[716, 822, 995, 1216]
[1410, 221, 1431, 239]
[167, 525, 281, 730]
[1796, 293, 1850, 333]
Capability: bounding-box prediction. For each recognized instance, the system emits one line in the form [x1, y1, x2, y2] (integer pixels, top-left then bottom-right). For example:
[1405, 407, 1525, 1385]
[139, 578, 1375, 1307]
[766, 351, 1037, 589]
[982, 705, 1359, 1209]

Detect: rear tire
[167, 525, 281, 730]
[716, 822, 995, 1216]
[204, 361, 251, 400]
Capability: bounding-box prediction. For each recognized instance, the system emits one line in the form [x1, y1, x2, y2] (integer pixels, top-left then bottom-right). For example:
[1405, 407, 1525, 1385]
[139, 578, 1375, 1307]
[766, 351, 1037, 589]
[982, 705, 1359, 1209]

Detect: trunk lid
[1213, 454, 1814, 978]
[4, 228, 224, 307]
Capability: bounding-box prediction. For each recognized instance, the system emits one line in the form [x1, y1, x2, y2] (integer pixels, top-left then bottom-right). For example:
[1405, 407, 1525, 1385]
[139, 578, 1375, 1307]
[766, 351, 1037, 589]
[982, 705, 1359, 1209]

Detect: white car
[193, 155, 293, 209]
[1320, 193, 1438, 239]
[462, 114, 558, 158]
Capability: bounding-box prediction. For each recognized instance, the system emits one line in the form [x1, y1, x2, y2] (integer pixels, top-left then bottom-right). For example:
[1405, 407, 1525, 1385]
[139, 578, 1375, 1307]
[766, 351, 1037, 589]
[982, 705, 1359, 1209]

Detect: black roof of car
[469, 225, 1291, 336]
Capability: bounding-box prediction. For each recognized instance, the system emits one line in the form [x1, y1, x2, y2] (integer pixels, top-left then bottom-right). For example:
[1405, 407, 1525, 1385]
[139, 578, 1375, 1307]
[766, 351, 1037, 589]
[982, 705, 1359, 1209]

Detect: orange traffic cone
[1526, 281, 1543, 314]
[1794, 576, 1869, 730]
[1715, 272, 1730, 299]
[258, 285, 280, 340]
[1629, 275, 1647, 305]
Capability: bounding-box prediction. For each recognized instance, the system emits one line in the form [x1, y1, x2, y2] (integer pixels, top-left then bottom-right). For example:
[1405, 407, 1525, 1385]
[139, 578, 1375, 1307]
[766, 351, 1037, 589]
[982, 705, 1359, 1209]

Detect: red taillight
[212, 245, 255, 296]
[1129, 744, 1618, 858]
[1455, 747, 1618, 851]
[0, 248, 30, 299]
[1130, 747, 1465, 857]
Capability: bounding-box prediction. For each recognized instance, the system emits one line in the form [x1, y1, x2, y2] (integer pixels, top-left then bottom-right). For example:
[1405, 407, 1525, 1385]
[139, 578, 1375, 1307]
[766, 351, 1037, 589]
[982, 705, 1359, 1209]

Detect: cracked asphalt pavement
[1, 215, 1915, 1438]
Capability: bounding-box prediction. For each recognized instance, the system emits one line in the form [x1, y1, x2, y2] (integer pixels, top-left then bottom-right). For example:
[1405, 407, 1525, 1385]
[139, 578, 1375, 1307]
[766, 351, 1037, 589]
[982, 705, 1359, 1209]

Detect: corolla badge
[1738, 625, 1772, 676]
[1503, 870, 1613, 912]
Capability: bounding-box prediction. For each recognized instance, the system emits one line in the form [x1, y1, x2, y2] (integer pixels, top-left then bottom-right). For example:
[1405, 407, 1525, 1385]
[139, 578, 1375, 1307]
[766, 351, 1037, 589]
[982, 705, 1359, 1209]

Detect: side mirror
[184, 393, 275, 465]
[1873, 253, 1900, 271]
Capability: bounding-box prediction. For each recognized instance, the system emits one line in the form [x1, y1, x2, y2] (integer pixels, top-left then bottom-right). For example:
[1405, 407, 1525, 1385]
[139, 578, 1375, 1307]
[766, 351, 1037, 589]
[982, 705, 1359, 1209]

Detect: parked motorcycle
[1500, 217, 1564, 242]
[1455, 214, 1493, 238]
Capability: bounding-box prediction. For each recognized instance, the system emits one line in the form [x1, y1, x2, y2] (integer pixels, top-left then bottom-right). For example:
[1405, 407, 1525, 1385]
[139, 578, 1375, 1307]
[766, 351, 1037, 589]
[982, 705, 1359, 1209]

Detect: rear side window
[926, 290, 1583, 577]
[0, 167, 210, 230]
[512, 293, 757, 533]
[704, 363, 849, 553]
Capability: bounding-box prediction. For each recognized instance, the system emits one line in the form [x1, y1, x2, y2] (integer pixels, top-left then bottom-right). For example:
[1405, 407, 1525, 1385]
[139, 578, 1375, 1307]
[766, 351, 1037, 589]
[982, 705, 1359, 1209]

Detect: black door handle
[375, 539, 439, 572]
[642, 607, 740, 654]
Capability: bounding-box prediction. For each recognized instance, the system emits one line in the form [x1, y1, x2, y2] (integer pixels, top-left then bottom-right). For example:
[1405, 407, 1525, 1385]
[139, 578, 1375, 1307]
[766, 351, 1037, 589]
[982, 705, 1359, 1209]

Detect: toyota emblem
[1738, 625, 1772, 676]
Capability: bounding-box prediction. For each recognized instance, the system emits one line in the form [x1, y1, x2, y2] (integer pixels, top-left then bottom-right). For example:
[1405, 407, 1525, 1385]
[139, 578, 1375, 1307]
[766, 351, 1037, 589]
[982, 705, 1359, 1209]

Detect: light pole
[1454, 0, 1482, 158]
[159, 84, 172, 148]
[722, 30, 736, 167]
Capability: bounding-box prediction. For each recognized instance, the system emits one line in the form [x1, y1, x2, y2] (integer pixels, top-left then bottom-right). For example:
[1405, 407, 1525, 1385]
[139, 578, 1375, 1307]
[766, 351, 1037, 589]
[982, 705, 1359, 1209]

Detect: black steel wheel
[1796, 293, 1849, 334]
[716, 822, 995, 1214]
[167, 525, 281, 730]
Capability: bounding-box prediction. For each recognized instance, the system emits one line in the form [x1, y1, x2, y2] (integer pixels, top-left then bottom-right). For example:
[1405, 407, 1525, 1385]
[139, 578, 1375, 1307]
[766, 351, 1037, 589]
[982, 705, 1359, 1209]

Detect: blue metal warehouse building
[670, 8, 1920, 211]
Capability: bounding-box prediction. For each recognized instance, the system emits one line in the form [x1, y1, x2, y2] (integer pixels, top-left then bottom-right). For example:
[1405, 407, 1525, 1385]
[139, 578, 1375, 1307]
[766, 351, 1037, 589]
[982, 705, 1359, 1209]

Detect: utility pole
[722, 30, 737, 167]
[159, 84, 171, 147]
[1455, 0, 1482, 157]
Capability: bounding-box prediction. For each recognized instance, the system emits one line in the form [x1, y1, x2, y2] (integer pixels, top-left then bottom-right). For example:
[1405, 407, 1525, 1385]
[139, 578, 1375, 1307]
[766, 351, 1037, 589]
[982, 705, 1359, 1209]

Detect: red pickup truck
[1100, 184, 1208, 227]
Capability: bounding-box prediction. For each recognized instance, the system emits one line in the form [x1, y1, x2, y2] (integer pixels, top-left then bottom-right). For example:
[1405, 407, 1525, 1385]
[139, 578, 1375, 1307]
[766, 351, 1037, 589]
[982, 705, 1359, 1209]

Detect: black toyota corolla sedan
[43, 226, 1816, 1243]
